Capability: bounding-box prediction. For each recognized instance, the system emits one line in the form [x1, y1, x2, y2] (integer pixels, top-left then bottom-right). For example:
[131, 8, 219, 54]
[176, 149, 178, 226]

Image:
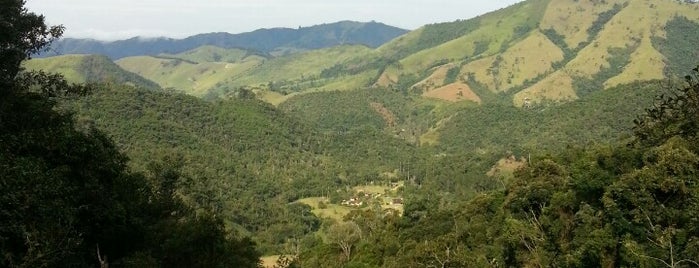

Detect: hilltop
[43, 21, 408, 59]
[22, 54, 160, 89]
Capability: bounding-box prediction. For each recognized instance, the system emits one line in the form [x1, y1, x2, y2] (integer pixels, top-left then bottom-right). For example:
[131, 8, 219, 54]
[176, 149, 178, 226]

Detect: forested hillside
[62, 84, 422, 255]
[296, 68, 699, 267]
[1, 2, 260, 267]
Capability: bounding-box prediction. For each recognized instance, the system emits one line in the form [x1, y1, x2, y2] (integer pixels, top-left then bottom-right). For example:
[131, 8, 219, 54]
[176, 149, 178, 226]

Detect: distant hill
[23, 54, 160, 89]
[115, 44, 373, 98]
[43, 21, 408, 59]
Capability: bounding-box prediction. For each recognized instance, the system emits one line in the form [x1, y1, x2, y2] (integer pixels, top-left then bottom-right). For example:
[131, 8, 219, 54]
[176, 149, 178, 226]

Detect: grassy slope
[377, 0, 550, 85]
[23, 54, 86, 82]
[29, 0, 699, 109]
[23, 54, 160, 89]
[539, 0, 616, 49]
[159, 45, 254, 63]
[464, 30, 564, 93]
[117, 44, 373, 99]
[227, 45, 373, 86]
[61, 0, 696, 108]
[116, 46, 267, 96]
[519, 0, 699, 105]
[369, 0, 698, 108]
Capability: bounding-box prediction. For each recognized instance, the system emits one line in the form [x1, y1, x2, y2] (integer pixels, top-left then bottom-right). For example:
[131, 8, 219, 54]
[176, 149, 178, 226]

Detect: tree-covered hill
[1, 1, 260, 266]
[295, 67, 699, 267]
[60, 84, 419, 254]
[275, 79, 666, 198]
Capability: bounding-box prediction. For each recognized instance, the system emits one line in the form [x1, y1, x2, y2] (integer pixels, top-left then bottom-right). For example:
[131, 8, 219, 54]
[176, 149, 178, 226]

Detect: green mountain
[44, 21, 408, 59]
[23, 54, 160, 89]
[61, 84, 417, 253]
[371, 0, 699, 106]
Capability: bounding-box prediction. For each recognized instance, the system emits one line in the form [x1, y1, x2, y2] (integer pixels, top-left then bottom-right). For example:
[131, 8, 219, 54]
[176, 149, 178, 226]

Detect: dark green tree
[634, 66, 699, 148]
[0, 0, 62, 88]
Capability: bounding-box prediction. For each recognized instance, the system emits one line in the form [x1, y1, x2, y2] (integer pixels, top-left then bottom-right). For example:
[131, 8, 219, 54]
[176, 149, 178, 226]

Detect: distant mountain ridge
[43, 21, 408, 59]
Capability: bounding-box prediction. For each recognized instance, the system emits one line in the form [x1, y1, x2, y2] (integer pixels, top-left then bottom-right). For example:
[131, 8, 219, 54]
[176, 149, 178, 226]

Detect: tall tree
[0, 0, 62, 87]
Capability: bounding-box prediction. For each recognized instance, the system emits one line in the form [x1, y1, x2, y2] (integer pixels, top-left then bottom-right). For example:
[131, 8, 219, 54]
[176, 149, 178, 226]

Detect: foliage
[541, 28, 573, 61]
[64, 85, 334, 253]
[443, 66, 461, 85]
[11, 0, 699, 266]
[634, 66, 699, 147]
[585, 3, 624, 48]
[410, 19, 481, 57]
[573, 43, 638, 96]
[653, 16, 699, 78]
[295, 67, 699, 267]
[0, 1, 261, 266]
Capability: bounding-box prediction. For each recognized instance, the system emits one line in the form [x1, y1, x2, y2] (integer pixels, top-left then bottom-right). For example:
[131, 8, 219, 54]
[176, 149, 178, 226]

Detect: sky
[26, 0, 525, 41]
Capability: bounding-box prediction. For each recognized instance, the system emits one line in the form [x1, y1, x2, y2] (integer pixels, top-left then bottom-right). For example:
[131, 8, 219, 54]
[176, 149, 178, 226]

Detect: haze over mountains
[43, 21, 408, 59]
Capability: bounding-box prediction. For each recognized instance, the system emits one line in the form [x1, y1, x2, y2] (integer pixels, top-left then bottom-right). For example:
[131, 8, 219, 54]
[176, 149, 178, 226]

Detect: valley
[11, 0, 699, 267]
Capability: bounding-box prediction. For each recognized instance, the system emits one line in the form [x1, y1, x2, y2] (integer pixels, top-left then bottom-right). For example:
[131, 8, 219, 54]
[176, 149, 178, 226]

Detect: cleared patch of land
[514, 71, 577, 106]
[370, 102, 398, 127]
[412, 64, 456, 92]
[423, 82, 481, 103]
[487, 155, 527, 179]
[261, 255, 281, 268]
[297, 197, 353, 221]
[295, 183, 404, 221]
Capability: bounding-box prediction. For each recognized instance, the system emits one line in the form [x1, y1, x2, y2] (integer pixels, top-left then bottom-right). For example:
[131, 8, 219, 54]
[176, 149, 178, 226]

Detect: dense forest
[291, 68, 699, 267]
[4, 0, 699, 267]
[0, 1, 261, 267]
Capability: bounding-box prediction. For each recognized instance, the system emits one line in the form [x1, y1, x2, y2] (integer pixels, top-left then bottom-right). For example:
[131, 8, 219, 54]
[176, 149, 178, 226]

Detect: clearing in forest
[423, 82, 481, 103]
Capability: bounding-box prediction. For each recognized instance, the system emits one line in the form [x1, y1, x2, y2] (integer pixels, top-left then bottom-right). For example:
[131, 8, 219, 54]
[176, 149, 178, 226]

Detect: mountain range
[42, 21, 408, 59]
[25, 0, 699, 145]
[28, 0, 699, 108]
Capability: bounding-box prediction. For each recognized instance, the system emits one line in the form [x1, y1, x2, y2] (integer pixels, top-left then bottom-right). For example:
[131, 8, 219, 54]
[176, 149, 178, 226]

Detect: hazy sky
[26, 0, 524, 40]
